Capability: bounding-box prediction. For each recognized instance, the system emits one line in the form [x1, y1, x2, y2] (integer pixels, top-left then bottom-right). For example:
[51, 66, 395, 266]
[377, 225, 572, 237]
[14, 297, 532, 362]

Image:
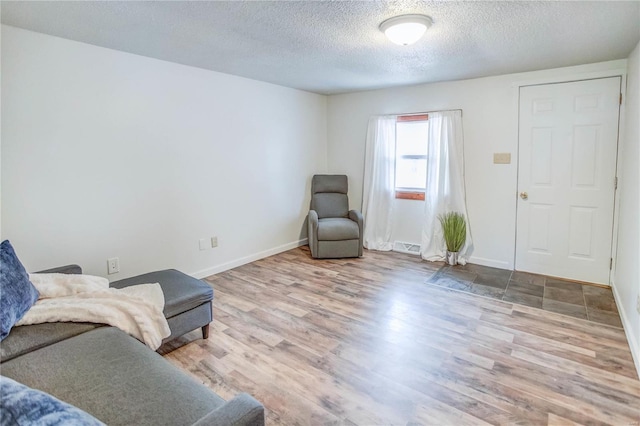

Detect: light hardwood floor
[162, 247, 640, 425]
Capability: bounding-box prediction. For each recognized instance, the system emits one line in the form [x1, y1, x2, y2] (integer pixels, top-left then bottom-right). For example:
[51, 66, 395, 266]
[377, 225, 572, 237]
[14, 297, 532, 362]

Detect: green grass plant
[438, 212, 466, 252]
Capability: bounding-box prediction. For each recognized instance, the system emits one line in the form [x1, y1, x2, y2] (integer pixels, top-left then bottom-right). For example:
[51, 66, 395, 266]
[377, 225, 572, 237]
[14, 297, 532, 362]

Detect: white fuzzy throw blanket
[17, 273, 171, 350]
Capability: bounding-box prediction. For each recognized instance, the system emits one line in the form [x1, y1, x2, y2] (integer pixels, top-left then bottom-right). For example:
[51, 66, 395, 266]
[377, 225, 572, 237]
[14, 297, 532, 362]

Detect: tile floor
[427, 263, 622, 328]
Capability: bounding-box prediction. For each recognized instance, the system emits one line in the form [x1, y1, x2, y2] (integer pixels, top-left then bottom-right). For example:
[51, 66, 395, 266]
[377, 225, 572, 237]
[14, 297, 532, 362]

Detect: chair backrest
[311, 175, 349, 219]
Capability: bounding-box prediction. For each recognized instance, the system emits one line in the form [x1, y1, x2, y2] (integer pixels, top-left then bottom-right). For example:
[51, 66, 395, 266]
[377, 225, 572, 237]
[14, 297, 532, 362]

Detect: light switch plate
[493, 153, 511, 164]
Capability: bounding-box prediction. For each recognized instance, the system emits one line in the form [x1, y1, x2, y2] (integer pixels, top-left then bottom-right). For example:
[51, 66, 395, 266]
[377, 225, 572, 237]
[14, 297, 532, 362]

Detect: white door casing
[516, 77, 621, 285]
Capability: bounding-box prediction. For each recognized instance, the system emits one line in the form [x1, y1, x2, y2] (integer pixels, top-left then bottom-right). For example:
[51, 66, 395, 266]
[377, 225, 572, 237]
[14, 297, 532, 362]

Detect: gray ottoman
[110, 269, 214, 342]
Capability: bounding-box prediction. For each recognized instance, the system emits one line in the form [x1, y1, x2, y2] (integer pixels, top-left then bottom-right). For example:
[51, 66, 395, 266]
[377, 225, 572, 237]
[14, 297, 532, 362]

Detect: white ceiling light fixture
[379, 14, 433, 46]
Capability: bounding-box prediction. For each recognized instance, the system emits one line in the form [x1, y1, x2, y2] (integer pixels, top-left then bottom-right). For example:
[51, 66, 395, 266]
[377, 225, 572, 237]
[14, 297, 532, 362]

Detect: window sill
[395, 191, 425, 201]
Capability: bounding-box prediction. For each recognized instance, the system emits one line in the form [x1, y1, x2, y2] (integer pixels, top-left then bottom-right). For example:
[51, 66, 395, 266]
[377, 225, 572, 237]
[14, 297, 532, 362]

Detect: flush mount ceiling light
[379, 14, 433, 46]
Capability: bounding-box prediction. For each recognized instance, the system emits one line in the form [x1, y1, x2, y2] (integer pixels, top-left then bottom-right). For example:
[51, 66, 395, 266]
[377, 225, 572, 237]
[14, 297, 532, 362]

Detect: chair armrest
[348, 210, 363, 227]
[349, 210, 364, 257]
[34, 264, 83, 275]
[308, 210, 319, 258]
[192, 393, 265, 426]
[309, 210, 319, 229]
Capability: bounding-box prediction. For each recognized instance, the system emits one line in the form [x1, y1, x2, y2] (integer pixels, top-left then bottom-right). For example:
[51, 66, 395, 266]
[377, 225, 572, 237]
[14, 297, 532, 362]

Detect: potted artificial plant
[438, 212, 466, 266]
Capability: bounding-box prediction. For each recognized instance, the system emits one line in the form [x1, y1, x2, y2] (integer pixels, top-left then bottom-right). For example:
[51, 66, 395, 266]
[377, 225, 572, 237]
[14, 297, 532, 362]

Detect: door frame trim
[512, 69, 628, 286]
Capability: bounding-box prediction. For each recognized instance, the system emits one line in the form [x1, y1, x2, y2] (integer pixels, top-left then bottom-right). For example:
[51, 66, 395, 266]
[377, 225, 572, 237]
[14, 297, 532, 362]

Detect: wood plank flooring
[162, 247, 640, 425]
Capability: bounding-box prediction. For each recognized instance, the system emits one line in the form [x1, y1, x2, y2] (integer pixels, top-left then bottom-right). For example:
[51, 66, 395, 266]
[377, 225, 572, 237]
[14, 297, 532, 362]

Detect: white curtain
[362, 115, 397, 251]
[420, 111, 473, 263]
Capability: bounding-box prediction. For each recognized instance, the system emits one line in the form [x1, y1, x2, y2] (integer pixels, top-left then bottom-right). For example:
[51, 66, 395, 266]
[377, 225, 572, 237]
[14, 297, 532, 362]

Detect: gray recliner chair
[308, 175, 363, 259]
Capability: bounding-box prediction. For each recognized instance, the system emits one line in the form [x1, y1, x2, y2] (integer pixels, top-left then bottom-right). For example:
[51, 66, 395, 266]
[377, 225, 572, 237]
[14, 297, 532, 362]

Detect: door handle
[520, 192, 528, 200]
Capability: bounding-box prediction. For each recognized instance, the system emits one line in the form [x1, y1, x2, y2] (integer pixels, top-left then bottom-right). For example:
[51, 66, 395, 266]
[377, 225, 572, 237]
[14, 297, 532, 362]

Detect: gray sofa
[308, 174, 364, 258]
[0, 265, 264, 426]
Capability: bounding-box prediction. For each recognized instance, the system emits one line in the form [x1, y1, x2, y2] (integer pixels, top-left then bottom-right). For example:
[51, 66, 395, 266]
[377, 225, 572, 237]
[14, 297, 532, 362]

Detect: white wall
[327, 60, 627, 269]
[614, 40, 640, 376]
[1, 25, 327, 279]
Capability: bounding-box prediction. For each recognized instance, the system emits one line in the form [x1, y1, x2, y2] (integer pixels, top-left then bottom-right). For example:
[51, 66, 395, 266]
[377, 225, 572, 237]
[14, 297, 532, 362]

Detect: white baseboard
[610, 278, 640, 379]
[190, 238, 308, 279]
[468, 256, 512, 270]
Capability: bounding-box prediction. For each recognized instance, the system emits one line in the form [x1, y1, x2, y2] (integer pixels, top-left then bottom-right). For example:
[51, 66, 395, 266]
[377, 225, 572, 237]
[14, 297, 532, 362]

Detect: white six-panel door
[516, 77, 621, 285]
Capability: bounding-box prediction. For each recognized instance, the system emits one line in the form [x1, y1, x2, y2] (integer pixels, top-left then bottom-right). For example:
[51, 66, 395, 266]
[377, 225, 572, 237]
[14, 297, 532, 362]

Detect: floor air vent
[393, 241, 421, 255]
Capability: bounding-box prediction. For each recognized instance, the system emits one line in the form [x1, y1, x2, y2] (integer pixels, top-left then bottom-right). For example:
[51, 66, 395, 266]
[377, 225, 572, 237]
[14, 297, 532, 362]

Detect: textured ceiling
[2, 1, 639, 95]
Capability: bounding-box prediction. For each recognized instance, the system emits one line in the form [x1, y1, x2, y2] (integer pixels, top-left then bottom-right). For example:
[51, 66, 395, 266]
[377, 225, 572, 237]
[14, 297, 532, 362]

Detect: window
[395, 115, 428, 200]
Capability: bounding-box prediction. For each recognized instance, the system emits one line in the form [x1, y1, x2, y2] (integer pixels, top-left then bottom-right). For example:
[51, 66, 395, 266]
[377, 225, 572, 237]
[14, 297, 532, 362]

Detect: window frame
[394, 114, 429, 201]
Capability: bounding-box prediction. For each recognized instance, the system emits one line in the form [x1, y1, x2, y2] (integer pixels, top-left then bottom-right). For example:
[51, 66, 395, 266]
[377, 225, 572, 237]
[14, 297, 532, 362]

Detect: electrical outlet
[107, 257, 120, 275]
[199, 238, 210, 251]
[211, 236, 218, 248]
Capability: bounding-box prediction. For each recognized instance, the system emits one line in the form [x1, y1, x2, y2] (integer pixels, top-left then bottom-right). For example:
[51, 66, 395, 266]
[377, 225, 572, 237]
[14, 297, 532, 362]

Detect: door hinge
[610, 258, 613, 270]
[620, 93, 623, 105]
[614, 177, 618, 190]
